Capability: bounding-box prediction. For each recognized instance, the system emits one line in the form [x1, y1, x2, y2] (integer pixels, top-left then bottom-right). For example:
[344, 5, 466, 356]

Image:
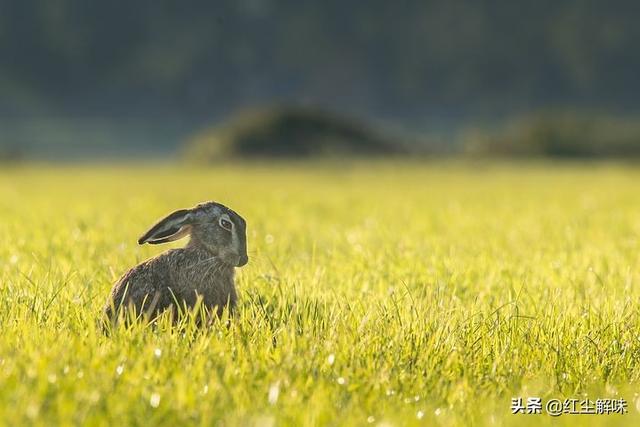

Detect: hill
[184, 107, 407, 160]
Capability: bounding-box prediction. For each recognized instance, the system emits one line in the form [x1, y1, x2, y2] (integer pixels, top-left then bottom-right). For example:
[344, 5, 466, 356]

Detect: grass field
[1, 162, 639, 426]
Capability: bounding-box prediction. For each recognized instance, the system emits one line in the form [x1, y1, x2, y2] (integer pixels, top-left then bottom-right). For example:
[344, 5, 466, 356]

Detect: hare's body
[103, 201, 247, 323]
[104, 247, 237, 320]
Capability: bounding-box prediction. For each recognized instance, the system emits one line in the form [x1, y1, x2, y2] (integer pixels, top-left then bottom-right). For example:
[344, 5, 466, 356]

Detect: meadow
[0, 162, 639, 426]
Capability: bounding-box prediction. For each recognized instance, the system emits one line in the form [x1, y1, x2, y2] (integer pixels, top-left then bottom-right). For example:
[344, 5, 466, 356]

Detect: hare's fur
[103, 201, 247, 323]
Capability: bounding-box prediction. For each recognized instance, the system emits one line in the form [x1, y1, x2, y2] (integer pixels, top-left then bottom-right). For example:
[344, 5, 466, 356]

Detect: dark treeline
[2, 0, 639, 125]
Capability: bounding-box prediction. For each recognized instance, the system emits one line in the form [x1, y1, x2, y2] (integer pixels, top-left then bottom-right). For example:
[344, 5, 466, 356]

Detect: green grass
[1, 162, 639, 426]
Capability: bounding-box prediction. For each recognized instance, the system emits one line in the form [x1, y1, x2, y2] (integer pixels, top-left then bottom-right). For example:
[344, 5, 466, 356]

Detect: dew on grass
[26, 402, 39, 419]
[268, 382, 280, 405]
[327, 354, 335, 365]
[149, 393, 161, 408]
[154, 348, 162, 358]
[116, 365, 124, 376]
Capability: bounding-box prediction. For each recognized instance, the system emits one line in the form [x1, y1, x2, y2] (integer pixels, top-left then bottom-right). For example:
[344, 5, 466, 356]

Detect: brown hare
[103, 201, 248, 324]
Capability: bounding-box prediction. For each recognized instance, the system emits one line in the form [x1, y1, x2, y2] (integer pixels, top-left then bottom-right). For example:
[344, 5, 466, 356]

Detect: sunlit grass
[1, 161, 639, 426]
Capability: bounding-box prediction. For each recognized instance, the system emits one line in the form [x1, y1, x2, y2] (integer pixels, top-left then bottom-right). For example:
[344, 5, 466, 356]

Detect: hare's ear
[138, 209, 194, 245]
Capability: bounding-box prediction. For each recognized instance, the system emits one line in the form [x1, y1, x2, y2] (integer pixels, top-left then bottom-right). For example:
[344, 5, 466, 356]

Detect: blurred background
[1, 0, 639, 162]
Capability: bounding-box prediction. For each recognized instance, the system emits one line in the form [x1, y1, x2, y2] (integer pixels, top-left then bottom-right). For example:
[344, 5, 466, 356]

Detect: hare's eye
[219, 218, 233, 231]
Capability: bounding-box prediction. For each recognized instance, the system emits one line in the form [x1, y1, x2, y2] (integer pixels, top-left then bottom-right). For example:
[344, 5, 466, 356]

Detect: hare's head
[138, 202, 248, 267]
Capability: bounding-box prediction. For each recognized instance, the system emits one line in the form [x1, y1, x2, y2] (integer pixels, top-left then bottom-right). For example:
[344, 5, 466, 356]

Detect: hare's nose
[237, 254, 249, 267]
